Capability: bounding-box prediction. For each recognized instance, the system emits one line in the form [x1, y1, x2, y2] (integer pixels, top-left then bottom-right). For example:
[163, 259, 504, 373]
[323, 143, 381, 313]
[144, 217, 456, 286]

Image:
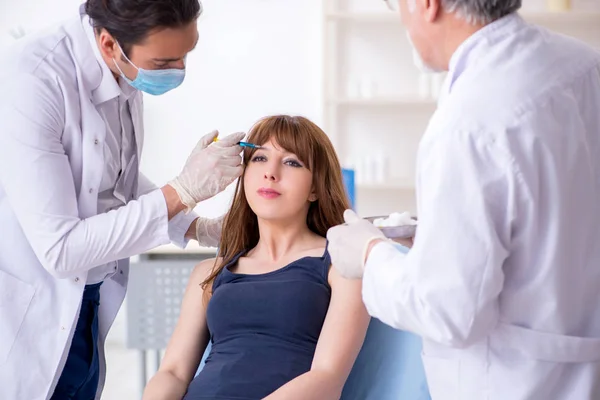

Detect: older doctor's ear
[435, 0, 522, 25]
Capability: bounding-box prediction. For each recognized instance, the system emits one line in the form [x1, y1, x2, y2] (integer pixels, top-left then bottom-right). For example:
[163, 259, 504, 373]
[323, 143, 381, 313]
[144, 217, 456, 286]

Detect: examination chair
[196, 317, 430, 400]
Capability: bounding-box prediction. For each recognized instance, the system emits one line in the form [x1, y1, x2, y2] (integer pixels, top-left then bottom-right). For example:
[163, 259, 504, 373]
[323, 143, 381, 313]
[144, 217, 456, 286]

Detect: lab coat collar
[446, 12, 525, 96]
[80, 7, 138, 105]
[61, 5, 103, 100]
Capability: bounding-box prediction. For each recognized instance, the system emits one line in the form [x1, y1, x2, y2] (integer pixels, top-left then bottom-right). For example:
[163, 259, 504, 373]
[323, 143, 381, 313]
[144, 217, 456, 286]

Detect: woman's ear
[308, 191, 318, 203]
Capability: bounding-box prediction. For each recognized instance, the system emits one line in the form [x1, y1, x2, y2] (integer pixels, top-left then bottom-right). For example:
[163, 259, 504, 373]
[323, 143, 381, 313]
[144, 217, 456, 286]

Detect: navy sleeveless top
[183, 247, 332, 400]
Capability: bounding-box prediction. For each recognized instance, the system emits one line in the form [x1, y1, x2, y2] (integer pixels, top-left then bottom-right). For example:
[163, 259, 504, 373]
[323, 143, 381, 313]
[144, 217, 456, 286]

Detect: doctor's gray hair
[442, 0, 522, 25]
[85, 0, 203, 57]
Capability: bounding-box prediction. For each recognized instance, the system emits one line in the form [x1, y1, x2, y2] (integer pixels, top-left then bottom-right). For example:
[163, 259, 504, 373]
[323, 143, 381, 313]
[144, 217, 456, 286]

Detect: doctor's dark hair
[85, 0, 202, 56]
[442, 0, 522, 25]
[200, 115, 351, 303]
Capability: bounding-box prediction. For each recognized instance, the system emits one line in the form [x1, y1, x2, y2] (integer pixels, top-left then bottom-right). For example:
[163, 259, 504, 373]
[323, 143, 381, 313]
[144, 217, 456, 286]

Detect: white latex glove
[196, 215, 224, 248]
[169, 130, 245, 212]
[326, 209, 387, 279]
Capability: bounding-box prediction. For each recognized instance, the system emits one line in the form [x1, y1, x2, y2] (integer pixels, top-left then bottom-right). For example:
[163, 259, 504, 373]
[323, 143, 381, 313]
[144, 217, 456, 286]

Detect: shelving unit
[324, 11, 600, 25]
[524, 11, 600, 24]
[330, 96, 437, 108]
[357, 181, 415, 191]
[321, 1, 600, 216]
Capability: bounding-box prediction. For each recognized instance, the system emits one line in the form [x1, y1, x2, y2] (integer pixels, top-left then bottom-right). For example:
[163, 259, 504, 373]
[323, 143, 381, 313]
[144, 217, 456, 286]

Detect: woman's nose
[264, 167, 279, 181]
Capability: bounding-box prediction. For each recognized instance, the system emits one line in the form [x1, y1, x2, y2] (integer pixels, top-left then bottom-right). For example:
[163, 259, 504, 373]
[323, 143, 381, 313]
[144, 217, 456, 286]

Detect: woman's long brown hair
[200, 115, 351, 301]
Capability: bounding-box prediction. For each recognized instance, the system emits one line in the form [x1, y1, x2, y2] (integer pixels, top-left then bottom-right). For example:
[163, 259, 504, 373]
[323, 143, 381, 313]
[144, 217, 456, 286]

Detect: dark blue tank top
[183, 247, 332, 400]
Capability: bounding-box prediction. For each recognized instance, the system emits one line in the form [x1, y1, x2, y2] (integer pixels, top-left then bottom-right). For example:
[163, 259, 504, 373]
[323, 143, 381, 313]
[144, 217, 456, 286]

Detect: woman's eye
[285, 159, 303, 168]
[251, 155, 267, 162]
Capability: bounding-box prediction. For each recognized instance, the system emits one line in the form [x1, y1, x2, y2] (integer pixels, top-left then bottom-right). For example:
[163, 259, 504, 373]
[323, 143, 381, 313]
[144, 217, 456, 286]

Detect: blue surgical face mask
[113, 42, 186, 96]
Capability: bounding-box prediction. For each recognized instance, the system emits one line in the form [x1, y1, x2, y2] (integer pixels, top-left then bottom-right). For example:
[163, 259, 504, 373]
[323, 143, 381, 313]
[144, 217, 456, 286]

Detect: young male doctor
[328, 0, 600, 399]
[0, 0, 243, 399]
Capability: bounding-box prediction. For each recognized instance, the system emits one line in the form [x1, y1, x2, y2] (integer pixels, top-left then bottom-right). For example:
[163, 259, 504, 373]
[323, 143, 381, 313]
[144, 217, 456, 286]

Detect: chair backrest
[340, 318, 431, 400]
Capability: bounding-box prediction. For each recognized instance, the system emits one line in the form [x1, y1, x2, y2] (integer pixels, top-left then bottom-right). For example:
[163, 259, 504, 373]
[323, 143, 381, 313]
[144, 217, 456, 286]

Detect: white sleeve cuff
[167, 210, 198, 249]
[362, 241, 409, 326]
[146, 189, 172, 245]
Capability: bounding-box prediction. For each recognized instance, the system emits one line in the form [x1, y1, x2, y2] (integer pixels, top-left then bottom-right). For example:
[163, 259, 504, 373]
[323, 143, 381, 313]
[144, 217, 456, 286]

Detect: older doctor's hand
[327, 210, 387, 279]
[169, 130, 245, 212]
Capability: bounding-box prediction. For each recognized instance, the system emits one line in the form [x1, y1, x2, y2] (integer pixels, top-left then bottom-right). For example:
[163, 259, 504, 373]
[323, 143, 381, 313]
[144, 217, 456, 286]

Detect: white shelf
[329, 97, 437, 107]
[143, 244, 217, 255]
[325, 11, 600, 25]
[325, 12, 399, 23]
[524, 11, 600, 25]
[357, 181, 415, 191]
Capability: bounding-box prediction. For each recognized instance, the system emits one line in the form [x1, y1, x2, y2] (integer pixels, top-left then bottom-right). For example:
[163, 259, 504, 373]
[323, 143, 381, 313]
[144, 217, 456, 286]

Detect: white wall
[0, 0, 324, 218]
[142, 0, 323, 217]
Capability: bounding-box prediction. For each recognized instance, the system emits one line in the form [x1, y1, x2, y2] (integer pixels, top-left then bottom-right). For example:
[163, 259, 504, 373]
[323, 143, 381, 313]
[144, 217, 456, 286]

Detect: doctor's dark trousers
[51, 282, 102, 400]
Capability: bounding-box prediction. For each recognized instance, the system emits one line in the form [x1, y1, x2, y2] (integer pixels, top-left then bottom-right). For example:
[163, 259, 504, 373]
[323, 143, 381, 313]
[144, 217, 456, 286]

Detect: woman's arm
[142, 258, 216, 400]
[263, 266, 371, 400]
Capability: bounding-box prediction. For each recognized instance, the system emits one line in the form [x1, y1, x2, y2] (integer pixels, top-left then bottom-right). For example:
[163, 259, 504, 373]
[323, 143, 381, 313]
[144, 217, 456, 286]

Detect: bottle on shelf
[546, 0, 572, 11]
[359, 76, 376, 99]
[520, 0, 548, 12]
[346, 78, 360, 99]
[572, 0, 600, 11]
[418, 73, 431, 98]
[374, 152, 388, 184]
[351, 153, 387, 185]
[430, 73, 446, 100]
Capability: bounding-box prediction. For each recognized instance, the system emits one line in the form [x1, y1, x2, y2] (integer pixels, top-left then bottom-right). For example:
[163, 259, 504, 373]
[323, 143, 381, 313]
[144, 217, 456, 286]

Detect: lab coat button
[89, 188, 93, 194]
[74, 277, 79, 282]
[94, 139, 99, 145]
[61, 326, 65, 331]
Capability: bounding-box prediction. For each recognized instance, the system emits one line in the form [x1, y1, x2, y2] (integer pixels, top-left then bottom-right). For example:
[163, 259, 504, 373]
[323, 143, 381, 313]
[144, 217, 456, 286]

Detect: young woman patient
[143, 115, 370, 400]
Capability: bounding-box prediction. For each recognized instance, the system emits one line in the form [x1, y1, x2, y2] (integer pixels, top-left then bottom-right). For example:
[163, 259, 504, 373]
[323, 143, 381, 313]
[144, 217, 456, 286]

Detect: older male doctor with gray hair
[327, 0, 600, 399]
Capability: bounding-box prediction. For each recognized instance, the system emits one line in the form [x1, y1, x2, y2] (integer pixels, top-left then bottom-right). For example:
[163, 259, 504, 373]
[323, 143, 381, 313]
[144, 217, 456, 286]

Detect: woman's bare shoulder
[190, 257, 223, 283]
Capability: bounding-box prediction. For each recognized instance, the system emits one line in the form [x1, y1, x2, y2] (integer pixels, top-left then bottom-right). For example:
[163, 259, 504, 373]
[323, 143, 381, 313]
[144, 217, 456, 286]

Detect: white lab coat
[363, 13, 600, 400]
[0, 8, 197, 400]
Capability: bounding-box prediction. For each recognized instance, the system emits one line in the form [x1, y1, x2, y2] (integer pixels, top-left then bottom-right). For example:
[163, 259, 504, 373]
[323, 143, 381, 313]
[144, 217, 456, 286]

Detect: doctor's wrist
[185, 218, 199, 240]
[161, 184, 187, 220]
[364, 238, 386, 265]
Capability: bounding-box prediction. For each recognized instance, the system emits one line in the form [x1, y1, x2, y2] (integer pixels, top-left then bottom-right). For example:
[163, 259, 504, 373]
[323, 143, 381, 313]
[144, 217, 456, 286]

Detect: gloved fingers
[219, 165, 244, 179]
[326, 224, 344, 243]
[204, 215, 225, 231]
[212, 145, 246, 158]
[196, 216, 222, 247]
[212, 214, 226, 224]
[218, 155, 243, 167]
[213, 132, 246, 147]
[343, 209, 361, 224]
[197, 130, 220, 150]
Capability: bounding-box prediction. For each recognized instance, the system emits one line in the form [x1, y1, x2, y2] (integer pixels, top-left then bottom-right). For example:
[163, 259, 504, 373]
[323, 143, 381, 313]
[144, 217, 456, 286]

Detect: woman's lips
[257, 188, 281, 199]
